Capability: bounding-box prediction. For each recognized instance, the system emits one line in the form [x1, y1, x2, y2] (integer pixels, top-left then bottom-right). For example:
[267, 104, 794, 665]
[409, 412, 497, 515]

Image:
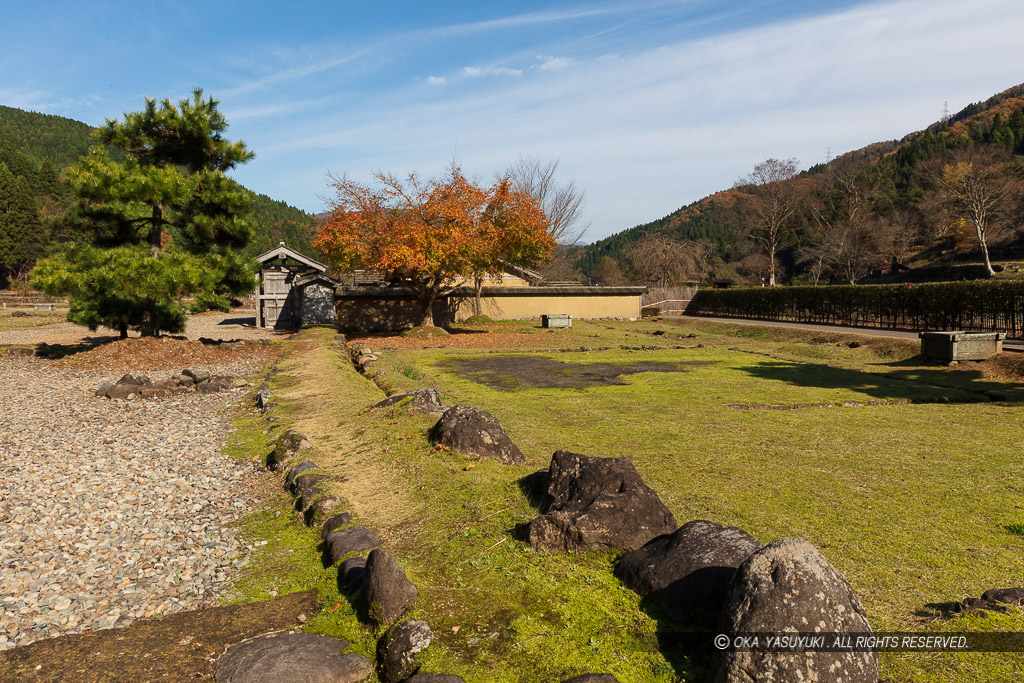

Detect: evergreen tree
[32, 89, 256, 336]
[37, 158, 59, 197]
[0, 163, 45, 282]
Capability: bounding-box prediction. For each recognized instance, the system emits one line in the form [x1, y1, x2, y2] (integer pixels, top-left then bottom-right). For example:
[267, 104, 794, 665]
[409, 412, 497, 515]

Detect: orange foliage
[312, 165, 553, 323]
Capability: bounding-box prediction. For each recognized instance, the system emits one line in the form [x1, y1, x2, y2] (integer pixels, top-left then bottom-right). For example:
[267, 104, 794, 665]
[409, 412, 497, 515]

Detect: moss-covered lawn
[227, 320, 1024, 682]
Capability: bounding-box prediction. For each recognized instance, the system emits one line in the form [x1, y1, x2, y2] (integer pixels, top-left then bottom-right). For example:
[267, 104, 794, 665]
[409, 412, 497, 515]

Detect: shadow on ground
[442, 355, 716, 391]
[0, 590, 318, 683]
[737, 360, 1024, 404]
[215, 316, 257, 327]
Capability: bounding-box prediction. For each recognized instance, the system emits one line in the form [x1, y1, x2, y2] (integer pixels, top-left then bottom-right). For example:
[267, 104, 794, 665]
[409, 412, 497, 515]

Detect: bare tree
[823, 221, 880, 284]
[735, 251, 774, 284]
[591, 256, 627, 285]
[689, 240, 721, 283]
[876, 208, 921, 266]
[939, 147, 1021, 276]
[735, 158, 801, 286]
[505, 155, 590, 246]
[808, 160, 881, 284]
[538, 246, 584, 283]
[796, 240, 829, 284]
[623, 235, 696, 288]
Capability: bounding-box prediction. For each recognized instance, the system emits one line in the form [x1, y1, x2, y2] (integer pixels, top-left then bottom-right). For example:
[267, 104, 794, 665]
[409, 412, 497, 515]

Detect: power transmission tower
[942, 101, 950, 122]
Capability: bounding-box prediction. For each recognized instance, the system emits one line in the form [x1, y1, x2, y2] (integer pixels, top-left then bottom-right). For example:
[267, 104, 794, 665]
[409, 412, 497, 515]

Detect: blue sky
[4, 0, 1024, 241]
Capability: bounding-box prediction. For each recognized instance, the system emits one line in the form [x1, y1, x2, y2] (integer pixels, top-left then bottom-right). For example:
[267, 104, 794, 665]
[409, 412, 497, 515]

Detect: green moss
[223, 321, 1024, 682]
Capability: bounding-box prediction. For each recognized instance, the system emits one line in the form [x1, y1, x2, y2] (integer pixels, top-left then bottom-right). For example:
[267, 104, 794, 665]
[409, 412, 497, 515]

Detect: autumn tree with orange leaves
[312, 166, 553, 327]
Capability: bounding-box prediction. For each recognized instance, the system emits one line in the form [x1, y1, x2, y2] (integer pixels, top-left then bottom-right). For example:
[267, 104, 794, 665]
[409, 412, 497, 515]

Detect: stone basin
[919, 331, 1005, 361]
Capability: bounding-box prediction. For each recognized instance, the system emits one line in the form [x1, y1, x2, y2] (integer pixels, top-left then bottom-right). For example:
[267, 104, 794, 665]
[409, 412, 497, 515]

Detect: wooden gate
[261, 270, 295, 329]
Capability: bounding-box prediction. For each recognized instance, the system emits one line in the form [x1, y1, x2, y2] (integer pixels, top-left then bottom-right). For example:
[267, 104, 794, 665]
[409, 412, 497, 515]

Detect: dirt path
[271, 331, 423, 539]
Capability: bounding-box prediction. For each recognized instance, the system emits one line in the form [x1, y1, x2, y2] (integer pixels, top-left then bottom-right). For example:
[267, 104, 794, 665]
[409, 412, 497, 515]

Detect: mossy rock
[461, 315, 493, 325]
[402, 326, 451, 339]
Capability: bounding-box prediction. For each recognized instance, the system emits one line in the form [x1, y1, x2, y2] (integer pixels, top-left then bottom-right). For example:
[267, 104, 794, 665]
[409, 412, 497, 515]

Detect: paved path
[676, 315, 1024, 352]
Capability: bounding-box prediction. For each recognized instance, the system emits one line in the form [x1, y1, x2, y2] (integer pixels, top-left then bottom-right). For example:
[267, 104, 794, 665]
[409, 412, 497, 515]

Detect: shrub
[687, 281, 1024, 334]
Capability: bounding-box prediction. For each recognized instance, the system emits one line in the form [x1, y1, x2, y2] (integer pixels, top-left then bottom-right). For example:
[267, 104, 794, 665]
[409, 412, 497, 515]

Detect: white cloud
[536, 55, 574, 71]
[219, 49, 367, 97]
[254, 0, 1024, 239]
[426, 75, 446, 86]
[462, 66, 523, 78]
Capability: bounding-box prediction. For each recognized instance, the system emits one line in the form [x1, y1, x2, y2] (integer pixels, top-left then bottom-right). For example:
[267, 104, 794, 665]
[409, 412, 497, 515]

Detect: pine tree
[32, 89, 255, 336]
[37, 157, 59, 197]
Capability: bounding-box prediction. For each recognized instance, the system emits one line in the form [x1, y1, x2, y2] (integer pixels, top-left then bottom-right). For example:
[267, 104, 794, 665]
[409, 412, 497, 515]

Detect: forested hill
[0, 106, 96, 168]
[0, 104, 320, 262]
[575, 82, 1024, 284]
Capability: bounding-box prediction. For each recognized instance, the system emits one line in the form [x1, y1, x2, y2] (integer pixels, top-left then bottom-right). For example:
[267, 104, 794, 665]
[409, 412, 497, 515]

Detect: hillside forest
[574, 83, 1024, 287]
[0, 104, 319, 287]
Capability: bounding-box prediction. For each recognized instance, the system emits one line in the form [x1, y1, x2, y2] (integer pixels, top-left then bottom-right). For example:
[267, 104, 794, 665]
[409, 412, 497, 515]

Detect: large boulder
[616, 520, 762, 623]
[378, 620, 433, 683]
[958, 587, 1024, 615]
[327, 527, 383, 564]
[517, 451, 677, 552]
[372, 388, 446, 415]
[430, 405, 525, 465]
[716, 537, 879, 683]
[982, 587, 1024, 605]
[362, 549, 418, 626]
[213, 629, 373, 682]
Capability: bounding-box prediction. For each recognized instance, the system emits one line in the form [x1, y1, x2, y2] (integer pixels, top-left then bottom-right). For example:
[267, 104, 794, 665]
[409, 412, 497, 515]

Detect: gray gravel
[0, 353, 268, 649]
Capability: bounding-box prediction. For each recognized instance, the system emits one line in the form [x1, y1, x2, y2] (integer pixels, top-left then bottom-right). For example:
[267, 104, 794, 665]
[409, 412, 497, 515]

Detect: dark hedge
[686, 281, 1024, 335]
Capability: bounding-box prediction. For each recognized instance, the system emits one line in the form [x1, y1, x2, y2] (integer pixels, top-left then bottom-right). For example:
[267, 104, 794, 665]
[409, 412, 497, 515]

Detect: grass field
[227, 319, 1024, 682]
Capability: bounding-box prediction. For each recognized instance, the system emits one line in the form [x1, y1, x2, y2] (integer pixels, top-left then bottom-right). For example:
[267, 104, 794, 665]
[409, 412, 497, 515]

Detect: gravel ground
[0, 350, 271, 650]
[0, 309, 275, 346]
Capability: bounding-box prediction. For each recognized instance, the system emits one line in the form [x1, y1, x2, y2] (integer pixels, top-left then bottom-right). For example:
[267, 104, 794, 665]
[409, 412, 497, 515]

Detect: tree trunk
[119, 322, 128, 339]
[474, 276, 483, 317]
[150, 204, 163, 251]
[418, 288, 436, 327]
[977, 223, 996, 277]
[768, 243, 777, 286]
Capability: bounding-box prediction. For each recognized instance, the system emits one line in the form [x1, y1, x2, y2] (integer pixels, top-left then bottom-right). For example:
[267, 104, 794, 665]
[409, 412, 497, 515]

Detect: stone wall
[333, 286, 645, 333]
[300, 283, 337, 326]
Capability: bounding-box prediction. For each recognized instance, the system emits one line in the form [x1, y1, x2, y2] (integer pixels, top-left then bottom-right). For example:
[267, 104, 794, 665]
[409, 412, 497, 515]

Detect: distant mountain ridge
[576, 82, 1024, 283]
